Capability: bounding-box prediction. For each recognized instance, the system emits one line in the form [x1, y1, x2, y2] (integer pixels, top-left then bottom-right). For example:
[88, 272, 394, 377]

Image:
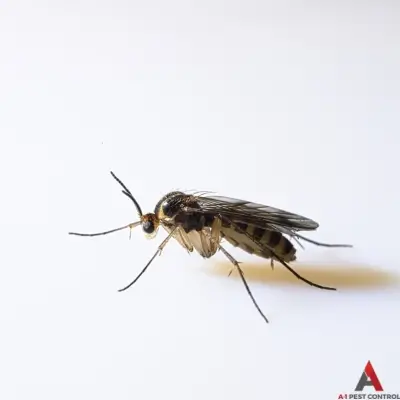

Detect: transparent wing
[186, 195, 319, 233]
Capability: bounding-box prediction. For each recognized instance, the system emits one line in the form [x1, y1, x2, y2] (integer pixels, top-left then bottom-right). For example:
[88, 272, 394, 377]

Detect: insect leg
[210, 217, 222, 254]
[295, 233, 353, 248]
[201, 220, 269, 323]
[118, 227, 177, 292]
[228, 254, 273, 277]
[69, 221, 141, 237]
[208, 218, 233, 277]
[177, 229, 194, 254]
[221, 216, 337, 291]
[218, 244, 269, 324]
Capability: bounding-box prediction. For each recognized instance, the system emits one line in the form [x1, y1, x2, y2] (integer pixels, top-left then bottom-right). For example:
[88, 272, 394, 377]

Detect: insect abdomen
[221, 223, 296, 262]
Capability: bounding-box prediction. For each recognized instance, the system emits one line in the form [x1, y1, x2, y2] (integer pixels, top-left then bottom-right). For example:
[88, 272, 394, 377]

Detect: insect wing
[187, 195, 319, 233]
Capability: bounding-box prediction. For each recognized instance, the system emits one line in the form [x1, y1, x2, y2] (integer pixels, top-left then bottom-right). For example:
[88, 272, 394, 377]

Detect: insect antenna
[110, 171, 143, 218]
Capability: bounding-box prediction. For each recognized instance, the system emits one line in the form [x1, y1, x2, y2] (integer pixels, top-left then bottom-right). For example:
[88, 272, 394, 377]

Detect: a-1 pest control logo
[338, 361, 399, 399]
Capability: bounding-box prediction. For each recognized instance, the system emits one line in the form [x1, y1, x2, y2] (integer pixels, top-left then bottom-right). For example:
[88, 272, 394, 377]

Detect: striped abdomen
[220, 222, 296, 262]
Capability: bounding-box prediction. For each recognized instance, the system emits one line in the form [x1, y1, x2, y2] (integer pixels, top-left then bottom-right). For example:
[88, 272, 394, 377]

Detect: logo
[338, 361, 399, 399]
[355, 361, 383, 392]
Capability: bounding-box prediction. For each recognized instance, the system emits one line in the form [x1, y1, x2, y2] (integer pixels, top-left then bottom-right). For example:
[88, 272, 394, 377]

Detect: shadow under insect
[209, 262, 400, 290]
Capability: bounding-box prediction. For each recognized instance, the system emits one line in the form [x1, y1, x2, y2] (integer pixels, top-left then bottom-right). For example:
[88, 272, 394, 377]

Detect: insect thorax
[154, 191, 187, 219]
[154, 191, 215, 233]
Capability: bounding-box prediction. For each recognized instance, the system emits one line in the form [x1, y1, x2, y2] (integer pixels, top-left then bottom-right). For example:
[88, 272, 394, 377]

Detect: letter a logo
[354, 361, 384, 392]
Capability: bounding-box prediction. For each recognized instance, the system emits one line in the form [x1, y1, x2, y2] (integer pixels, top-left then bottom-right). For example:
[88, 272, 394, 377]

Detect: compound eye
[142, 219, 155, 234]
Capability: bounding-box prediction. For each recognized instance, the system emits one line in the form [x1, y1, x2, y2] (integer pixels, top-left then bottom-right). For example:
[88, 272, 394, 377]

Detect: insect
[69, 171, 352, 324]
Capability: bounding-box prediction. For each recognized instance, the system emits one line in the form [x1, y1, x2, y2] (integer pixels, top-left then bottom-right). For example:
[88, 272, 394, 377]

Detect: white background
[1, 1, 399, 399]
